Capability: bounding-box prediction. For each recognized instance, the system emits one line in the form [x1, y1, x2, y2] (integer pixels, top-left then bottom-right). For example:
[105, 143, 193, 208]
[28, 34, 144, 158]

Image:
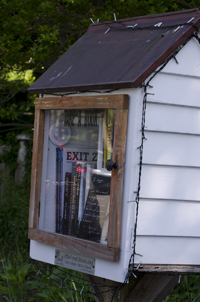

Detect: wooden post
[85, 273, 178, 302]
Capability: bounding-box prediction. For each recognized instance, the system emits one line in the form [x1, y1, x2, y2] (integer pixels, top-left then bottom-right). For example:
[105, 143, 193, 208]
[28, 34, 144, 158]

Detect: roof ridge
[89, 8, 200, 28]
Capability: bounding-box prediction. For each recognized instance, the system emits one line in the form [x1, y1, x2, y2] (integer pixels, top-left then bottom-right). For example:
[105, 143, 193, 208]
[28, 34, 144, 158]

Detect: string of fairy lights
[98, 18, 198, 34]
[128, 31, 200, 275]
[32, 19, 200, 300]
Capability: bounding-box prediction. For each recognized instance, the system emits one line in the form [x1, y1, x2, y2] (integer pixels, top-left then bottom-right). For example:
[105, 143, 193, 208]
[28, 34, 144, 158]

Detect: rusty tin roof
[28, 9, 200, 94]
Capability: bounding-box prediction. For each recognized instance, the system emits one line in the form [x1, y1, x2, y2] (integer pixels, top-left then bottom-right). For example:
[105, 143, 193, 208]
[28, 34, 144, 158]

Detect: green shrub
[0, 171, 95, 301]
[0, 173, 30, 253]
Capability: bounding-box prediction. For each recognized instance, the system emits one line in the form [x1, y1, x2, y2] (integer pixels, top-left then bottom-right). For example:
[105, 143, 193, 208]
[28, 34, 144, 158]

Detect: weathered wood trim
[125, 274, 178, 302]
[29, 109, 45, 229]
[35, 95, 129, 110]
[29, 94, 129, 261]
[131, 264, 200, 273]
[28, 228, 120, 262]
[84, 273, 178, 302]
[107, 109, 128, 249]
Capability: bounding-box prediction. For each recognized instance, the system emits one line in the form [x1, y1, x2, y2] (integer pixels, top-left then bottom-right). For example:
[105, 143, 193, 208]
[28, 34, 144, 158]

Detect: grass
[0, 168, 94, 302]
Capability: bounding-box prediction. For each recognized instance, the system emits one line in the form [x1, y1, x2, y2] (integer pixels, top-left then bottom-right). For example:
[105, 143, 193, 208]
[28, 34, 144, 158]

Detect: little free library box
[28, 9, 200, 282]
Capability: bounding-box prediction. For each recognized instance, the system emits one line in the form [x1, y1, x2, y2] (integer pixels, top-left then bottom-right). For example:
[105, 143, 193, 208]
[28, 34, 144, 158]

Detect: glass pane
[40, 109, 115, 244]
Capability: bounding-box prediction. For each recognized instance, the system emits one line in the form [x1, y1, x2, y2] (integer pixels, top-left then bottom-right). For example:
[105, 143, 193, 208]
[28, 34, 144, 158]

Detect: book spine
[107, 110, 112, 161]
[59, 148, 63, 233]
[78, 165, 86, 226]
[62, 172, 71, 235]
[68, 162, 76, 235]
[103, 110, 107, 167]
[111, 110, 115, 160]
[56, 148, 60, 233]
[74, 163, 81, 234]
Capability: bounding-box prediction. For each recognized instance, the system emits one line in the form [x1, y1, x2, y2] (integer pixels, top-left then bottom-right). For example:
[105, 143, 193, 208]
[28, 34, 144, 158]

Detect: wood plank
[135, 236, 200, 265]
[161, 37, 200, 78]
[147, 73, 200, 107]
[86, 273, 177, 302]
[137, 199, 200, 237]
[29, 109, 45, 229]
[28, 228, 120, 262]
[145, 102, 200, 135]
[84, 274, 143, 302]
[143, 131, 200, 167]
[35, 95, 129, 110]
[107, 108, 128, 249]
[140, 165, 200, 201]
[125, 274, 178, 302]
[130, 263, 200, 273]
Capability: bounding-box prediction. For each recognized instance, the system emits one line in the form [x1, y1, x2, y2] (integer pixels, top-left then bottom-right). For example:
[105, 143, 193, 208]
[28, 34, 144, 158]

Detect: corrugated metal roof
[28, 9, 200, 94]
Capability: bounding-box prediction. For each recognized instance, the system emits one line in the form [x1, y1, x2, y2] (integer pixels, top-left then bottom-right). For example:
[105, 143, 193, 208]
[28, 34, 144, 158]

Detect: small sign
[55, 249, 95, 275]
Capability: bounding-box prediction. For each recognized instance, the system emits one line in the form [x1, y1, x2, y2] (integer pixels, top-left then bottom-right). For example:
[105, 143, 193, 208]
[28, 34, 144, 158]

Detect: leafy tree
[0, 0, 199, 138]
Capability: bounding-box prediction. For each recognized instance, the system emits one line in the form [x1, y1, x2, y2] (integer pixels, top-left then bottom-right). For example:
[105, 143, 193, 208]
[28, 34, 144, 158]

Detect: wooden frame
[28, 94, 129, 262]
[131, 264, 200, 274]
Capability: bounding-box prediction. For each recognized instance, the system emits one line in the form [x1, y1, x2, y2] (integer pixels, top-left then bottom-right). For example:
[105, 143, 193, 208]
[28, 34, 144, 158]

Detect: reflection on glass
[43, 109, 115, 244]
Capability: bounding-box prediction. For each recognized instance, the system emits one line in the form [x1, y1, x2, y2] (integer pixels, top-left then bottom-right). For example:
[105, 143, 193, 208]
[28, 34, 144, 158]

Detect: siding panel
[137, 199, 200, 237]
[161, 38, 200, 78]
[140, 165, 200, 201]
[147, 73, 200, 107]
[145, 103, 200, 135]
[143, 132, 200, 167]
[135, 236, 200, 265]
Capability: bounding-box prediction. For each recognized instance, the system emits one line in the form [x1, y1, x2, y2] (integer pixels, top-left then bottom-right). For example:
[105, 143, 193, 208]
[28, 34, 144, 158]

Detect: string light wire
[128, 31, 198, 275]
[32, 26, 200, 300]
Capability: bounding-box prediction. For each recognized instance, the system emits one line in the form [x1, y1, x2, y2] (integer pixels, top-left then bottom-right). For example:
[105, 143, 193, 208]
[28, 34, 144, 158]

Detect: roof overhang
[28, 8, 200, 94]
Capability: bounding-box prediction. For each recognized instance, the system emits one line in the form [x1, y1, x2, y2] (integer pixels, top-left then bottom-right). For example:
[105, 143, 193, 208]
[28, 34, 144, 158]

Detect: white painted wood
[143, 132, 200, 167]
[136, 38, 200, 269]
[30, 88, 143, 282]
[43, 139, 57, 232]
[135, 236, 200, 265]
[145, 102, 200, 135]
[147, 73, 200, 108]
[31, 36, 200, 273]
[121, 88, 143, 254]
[137, 199, 200, 237]
[39, 111, 50, 230]
[140, 165, 200, 201]
[161, 37, 200, 78]
[30, 240, 128, 282]
[30, 240, 56, 264]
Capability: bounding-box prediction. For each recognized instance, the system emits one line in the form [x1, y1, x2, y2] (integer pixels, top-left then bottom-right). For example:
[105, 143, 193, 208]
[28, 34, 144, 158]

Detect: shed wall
[135, 37, 200, 265]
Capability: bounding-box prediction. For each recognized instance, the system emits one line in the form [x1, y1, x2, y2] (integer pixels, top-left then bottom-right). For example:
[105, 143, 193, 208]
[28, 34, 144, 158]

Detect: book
[68, 162, 77, 236]
[73, 162, 81, 235]
[78, 186, 102, 243]
[106, 110, 112, 161]
[78, 164, 87, 228]
[78, 169, 111, 243]
[103, 110, 115, 167]
[56, 148, 61, 233]
[62, 172, 71, 235]
[60, 148, 63, 233]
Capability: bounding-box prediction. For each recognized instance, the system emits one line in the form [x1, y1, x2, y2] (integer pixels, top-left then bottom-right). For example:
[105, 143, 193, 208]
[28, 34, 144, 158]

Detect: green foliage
[0, 173, 95, 302]
[0, 0, 199, 138]
[165, 275, 200, 302]
[0, 0, 198, 80]
[0, 258, 33, 302]
[0, 255, 94, 302]
[0, 172, 30, 251]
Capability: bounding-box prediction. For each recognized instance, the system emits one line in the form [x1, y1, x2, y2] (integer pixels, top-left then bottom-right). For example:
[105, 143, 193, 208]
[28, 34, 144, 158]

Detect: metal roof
[28, 9, 200, 94]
